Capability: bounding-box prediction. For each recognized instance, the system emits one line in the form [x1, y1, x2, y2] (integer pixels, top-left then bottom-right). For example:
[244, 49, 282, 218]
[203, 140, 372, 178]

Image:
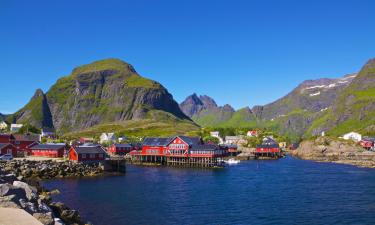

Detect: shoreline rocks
[290, 136, 375, 168]
[0, 160, 105, 180]
[0, 160, 111, 225]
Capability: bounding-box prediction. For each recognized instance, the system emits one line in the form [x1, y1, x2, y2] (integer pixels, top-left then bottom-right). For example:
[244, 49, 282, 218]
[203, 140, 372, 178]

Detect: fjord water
[43, 157, 375, 225]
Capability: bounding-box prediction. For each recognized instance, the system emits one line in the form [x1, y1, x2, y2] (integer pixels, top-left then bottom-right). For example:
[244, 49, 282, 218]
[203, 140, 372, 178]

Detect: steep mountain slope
[252, 73, 357, 138]
[10, 58, 197, 135]
[253, 74, 357, 120]
[308, 58, 375, 136]
[7, 89, 53, 128]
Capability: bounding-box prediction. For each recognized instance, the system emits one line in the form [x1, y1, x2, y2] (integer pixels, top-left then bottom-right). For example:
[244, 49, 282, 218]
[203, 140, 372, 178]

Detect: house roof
[0, 143, 12, 149]
[142, 136, 201, 147]
[114, 144, 132, 148]
[143, 137, 173, 146]
[14, 134, 40, 142]
[30, 143, 66, 150]
[190, 144, 218, 151]
[73, 146, 106, 154]
[256, 143, 279, 149]
[178, 136, 201, 146]
[0, 134, 15, 140]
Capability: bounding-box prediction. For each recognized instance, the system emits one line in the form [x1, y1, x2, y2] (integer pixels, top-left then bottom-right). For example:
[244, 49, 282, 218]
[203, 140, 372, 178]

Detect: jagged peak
[31, 88, 45, 99]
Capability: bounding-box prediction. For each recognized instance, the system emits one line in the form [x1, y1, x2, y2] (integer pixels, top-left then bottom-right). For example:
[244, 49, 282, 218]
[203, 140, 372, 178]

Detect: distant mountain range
[180, 58, 375, 141]
[2, 57, 375, 140]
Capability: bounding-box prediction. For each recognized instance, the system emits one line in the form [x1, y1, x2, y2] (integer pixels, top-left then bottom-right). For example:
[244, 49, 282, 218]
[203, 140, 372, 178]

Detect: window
[90, 154, 95, 158]
[7, 149, 12, 154]
[82, 154, 86, 159]
[99, 154, 103, 158]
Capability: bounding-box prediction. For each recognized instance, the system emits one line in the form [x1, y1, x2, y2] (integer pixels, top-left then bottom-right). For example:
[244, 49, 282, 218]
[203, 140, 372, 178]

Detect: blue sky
[1, 0, 374, 113]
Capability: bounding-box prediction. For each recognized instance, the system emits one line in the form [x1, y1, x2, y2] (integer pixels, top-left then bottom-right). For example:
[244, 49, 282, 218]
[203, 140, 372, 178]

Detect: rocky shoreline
[290, 137, 375, 168]
[0, 160, 111, 225]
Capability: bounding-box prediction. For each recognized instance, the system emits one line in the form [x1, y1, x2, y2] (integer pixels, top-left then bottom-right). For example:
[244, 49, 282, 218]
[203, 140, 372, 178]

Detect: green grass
[126, 74, 161, 88]
[63, 110, 199, 138]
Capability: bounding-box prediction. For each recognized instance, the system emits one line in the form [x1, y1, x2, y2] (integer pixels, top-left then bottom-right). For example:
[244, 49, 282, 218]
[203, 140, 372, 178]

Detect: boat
[224, 158, 240, 165]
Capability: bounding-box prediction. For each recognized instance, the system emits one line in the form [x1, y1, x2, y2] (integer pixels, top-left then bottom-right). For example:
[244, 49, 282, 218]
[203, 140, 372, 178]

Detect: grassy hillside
[63, 109, 199, 138]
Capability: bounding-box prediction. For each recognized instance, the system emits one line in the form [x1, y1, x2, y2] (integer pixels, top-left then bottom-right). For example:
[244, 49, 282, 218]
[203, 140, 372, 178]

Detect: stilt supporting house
[132, 136, 226, 168]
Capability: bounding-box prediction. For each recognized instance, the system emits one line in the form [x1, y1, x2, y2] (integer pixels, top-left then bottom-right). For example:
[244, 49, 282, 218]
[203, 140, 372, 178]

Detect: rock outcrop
[290, 136, 375, 168]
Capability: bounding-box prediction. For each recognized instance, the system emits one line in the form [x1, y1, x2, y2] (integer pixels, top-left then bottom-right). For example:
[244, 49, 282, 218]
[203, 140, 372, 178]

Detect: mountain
[7, 89, 53, 128]
[8, 58, 198, 136]
[180, 94, 236, 127]
[253, 73, 357, 139]
[181, 72, 358, 140]
[307, 58, 375, 136]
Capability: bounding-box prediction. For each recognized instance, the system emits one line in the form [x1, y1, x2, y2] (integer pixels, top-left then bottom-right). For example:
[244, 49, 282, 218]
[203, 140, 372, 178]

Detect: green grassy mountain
[9, 58, 198, 136]
[181, 69, 360, 141]
[307, 58, 375, 137]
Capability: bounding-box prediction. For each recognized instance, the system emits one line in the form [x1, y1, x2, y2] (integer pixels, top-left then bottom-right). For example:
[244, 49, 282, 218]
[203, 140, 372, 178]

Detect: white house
[343, 132, 362, 142]
[10, 124, 23, 133]
[41, 127, 55, 137]
[0, 121, 7, 130]
[225, 136, 246, 145]
[210, 131, 223, 144]
[100, 133, 117, 144]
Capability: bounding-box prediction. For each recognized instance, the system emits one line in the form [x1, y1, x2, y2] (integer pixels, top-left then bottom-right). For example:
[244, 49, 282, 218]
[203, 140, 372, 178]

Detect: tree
[17, 124, 41, 134]
[203, 136, 220, 144]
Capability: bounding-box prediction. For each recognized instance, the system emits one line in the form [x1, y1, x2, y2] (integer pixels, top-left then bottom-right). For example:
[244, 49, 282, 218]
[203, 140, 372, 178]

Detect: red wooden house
[13, 134, 40, 155]
[226, 144, 238, 156]
[360, 138, 375, 150]
[137, 136, 225, 167]
[107, 144, 133, 155]
[0, 134, 15, 143]
[69, 145, 107, 162]
[79, 137, 95, 144]
[29, 143, 66, 158]
[255, 137, 281, 159]
[0, 143, 17, 156]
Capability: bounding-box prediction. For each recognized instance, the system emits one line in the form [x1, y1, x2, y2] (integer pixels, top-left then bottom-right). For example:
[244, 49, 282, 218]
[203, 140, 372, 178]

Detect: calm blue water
[43, 157, 375, 225]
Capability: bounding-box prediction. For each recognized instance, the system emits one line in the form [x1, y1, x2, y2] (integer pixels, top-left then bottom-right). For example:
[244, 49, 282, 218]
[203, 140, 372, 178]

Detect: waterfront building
[29, 143, 66, 158]
[255, 137, 281, 159]
[13, 134, 40, 155]
[226, 144, 238, 156]
[107, 143, 133, 155]
[0, 134, 16, 143]
[69, 145, 107, 162]
[134, 136, 226, 167]
[0, 143, 17, 156]
[360, 137, 375, 150]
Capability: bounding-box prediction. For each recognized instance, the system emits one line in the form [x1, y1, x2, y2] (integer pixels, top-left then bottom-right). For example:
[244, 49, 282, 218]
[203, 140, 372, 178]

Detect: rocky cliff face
[10, 58, 193, 134]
